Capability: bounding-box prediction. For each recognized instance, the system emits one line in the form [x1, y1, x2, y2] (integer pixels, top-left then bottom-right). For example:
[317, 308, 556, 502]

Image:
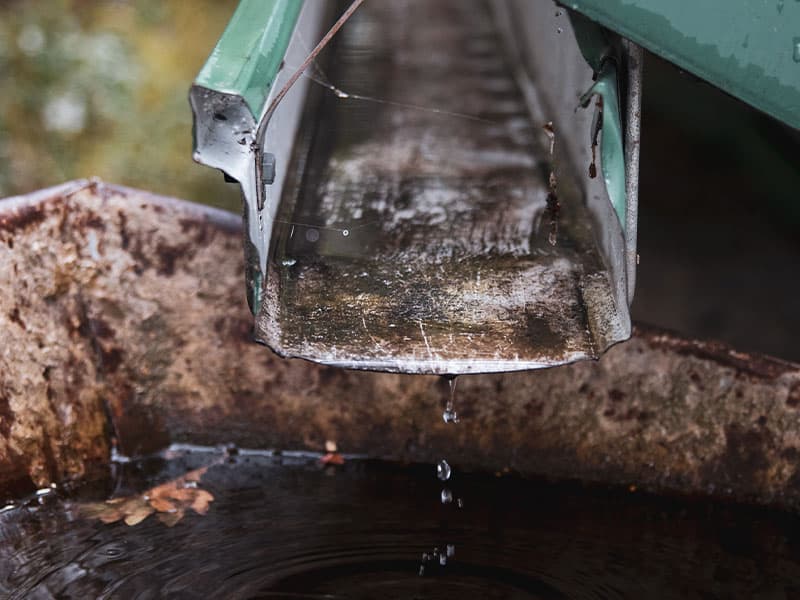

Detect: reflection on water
[2, 446, 800, 599]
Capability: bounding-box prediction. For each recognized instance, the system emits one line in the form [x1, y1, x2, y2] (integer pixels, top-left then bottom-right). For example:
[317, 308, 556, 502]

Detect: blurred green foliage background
[0, 0, 240, 211]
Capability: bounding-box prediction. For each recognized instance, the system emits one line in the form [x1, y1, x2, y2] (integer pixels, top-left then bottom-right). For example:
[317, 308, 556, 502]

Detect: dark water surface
[2, 447, 800, 599]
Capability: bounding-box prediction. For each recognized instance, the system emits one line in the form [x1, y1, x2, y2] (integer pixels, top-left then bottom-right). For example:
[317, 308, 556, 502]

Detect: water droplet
[794, 37, 800, 62]
[442, 375, 460, 423]
[778, 0, 785, 13]
[418, 565, 425, 576]
[557, 27, 563, 34]
[457, 498, 464, 508]
[437, 459, 451, 481]
[281, 258, 296, 267]
[439, 554, 447, 566]
[442, 408, 459, 423]
[441, 488, 453, 504]
[305, 228, 320, 243]
[334, 88, 350, 99]
[446, 544, 456, 557]
[341, 229, 350, 237]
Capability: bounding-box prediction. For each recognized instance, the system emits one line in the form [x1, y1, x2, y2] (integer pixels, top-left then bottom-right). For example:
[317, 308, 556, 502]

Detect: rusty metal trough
[2, 181, 800, 509]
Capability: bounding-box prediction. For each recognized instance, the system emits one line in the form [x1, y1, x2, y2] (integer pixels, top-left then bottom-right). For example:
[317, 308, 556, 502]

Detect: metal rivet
[262, 153, 276, 185]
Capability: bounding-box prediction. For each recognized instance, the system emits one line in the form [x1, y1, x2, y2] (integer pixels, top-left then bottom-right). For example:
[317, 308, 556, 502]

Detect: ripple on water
[1, 449, 800, 599]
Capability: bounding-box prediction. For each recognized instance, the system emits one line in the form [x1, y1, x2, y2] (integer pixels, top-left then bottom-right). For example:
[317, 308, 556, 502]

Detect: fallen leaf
[149, 496, 176, 513]
[320, 453, 345, 465]
[157, 510, 184, 527]
[79, 463, 215, 527]
[124, 505, 154, 526]
[190, 489, 214, 515]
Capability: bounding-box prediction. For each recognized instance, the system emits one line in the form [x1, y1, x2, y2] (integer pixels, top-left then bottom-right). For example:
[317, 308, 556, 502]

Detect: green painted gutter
[195, 0, 303, 119]
[566, 0, 800, 129]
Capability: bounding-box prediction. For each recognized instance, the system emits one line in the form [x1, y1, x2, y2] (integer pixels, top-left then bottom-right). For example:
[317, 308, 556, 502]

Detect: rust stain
[635, 324, 796, 380]
[0, 390, 14, 438]
[155, 241, 193, 276]
[0, 203, 48, 233]
[7, 307, 25, 329]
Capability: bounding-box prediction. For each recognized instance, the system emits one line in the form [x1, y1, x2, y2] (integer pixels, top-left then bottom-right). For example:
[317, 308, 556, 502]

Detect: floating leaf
[149, 496, 176, 513]
[124, 505, 154, 526]
[157, 510, 184, 528]
[190, 490, 214, 515]
[79, 462, 216, 527]
[320, 453, 345, 466]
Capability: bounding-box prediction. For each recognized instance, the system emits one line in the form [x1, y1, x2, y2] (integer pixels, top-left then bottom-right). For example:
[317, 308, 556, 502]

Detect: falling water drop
[441, 488, 453, 504]
[446, 544, 456, 558]
[442, 375, 460, 423]
[342, 229, 350, 237]
[437, 460, 451, 481]
[794, 37, 800, 62]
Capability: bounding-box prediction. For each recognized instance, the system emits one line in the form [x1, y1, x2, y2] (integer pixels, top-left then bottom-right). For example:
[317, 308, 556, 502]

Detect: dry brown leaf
[157, 509, 184, 527]
[164, 487, 195, 503]
[148, 496, 176, 513]
[124, 505, 154, 526]
[80, 463, 215, 528]
[190, 490, 214, 515]
[320, 452, 345, 465]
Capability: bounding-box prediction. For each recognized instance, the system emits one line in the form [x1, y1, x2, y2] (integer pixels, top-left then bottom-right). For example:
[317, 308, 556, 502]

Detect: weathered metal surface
[3, 181, 800, 511]
[257, 0, 631, 374]
[0, 180, 247, 495]
[568, 0, 800, 130]
[191, 1, 327, 312]
[498, 0, 640, 308]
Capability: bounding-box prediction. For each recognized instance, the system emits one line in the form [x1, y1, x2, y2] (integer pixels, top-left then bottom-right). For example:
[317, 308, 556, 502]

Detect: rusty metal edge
[0, 179, 242, 234]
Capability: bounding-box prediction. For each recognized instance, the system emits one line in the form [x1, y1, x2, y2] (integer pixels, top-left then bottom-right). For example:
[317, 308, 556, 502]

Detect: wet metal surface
[257, 0, 628, 374]
[4, 447, 800, 599]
